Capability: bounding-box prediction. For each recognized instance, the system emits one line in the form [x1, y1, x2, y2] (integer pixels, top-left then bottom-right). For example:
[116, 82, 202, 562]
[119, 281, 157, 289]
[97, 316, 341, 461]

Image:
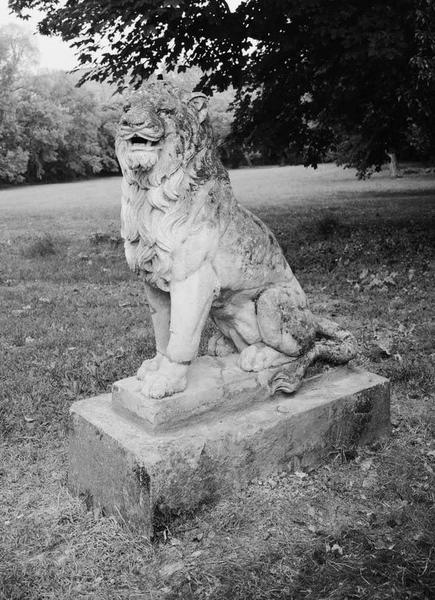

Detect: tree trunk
[243, 152, 253, 167]
[241, 145, 253, 167]
[280, 148, 291, 166]
[387, 151, 399, 178]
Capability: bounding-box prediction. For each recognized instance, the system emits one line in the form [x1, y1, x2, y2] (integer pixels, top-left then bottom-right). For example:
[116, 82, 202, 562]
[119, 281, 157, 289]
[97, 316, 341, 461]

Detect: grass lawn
[0, 165, 434, 599]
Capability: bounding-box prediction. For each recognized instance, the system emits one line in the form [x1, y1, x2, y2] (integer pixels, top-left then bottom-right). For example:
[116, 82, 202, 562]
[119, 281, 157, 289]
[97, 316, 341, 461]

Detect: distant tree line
[0, 26, 245, 186]
[0, 25, 122, 185]
[11, 0, 434, 178]
[4, 0, 435, 183]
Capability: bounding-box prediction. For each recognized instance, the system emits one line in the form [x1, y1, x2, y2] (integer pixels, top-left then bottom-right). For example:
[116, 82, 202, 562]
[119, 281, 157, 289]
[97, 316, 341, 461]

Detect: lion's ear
[188, 93, 209, 123]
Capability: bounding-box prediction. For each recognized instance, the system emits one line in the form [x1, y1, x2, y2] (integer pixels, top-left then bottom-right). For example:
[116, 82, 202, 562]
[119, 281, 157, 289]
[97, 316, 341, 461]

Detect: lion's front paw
[137, 353, 163, 380]
[207, 332, 236, 357]
[141, 372, 187, 398]
[139, 357, 188, 398]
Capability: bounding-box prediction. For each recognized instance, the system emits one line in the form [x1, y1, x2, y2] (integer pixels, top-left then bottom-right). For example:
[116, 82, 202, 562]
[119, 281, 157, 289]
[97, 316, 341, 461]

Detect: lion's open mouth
[129, 135, 161, 151]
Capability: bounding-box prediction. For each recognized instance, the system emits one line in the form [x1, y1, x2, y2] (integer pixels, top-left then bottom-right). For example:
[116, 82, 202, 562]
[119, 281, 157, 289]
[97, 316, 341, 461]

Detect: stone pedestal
[68, 357, 390, 537]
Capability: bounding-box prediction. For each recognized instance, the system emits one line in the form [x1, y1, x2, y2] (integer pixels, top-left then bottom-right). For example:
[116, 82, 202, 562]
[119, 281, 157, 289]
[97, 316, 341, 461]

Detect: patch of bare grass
[20, 234, 56, 258]
[316, 214, 345, 239]
[89, 231, 122, 247]
[383, 356, 434, 397]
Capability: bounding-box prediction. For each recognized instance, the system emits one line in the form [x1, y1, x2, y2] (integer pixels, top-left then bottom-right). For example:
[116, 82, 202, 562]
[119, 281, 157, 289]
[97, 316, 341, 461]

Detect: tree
[15, 71, 122, 182]
[149, 66, 235, 151]
[0, 24, 38, 182]
[228, 0, 435, 176]
[0, 22, 38, 90]
[9, 0, 435, 176]
[0, 22, 124, 185]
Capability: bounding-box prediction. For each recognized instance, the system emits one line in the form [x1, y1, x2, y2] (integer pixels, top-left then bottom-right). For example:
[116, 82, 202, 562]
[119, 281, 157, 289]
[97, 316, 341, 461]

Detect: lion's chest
[121, 188, 178, 291]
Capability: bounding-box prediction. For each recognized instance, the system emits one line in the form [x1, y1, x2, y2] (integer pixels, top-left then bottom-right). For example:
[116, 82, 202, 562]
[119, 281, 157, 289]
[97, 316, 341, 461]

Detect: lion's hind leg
[271, 316, 357, 394]
[255, 284, 316, 357]
[237, 283, 314, 373]
[314, 316, 357, 363]
[253, 283, 355, 394]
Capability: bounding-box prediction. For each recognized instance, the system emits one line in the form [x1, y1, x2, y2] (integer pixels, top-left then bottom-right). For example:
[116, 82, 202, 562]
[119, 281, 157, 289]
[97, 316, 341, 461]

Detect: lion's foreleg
[166, 262, 218, 363]
[140, 263, 218, 398]
[137, 283, 170, 380]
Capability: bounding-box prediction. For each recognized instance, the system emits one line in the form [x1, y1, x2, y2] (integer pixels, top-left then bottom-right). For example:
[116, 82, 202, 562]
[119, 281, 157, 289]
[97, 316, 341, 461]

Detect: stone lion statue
[115, 81, 356, 398]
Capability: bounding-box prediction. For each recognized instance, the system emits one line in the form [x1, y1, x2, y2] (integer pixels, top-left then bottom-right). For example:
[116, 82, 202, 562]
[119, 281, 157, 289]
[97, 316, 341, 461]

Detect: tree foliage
[0, 24, 36, 182]
[10, 0, 435, 176]
[0, 25, 121, 184]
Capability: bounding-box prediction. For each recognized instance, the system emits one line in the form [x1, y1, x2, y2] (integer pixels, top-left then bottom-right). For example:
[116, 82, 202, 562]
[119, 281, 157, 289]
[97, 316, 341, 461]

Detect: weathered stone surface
[112, 354, 298, 431]
[115, 81, 357, 399]
[69, 366, 390, 535]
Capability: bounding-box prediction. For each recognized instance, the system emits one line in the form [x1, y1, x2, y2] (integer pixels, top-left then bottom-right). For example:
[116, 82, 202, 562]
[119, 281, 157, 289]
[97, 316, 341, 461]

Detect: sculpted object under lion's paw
[115, 81, 357, 398]
[207, 332, 236, 357]
[238, 343, 291, 372]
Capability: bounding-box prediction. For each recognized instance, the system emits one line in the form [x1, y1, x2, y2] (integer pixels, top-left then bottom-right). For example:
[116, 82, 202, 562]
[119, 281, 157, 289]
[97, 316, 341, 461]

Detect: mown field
[0, 165, 434, 600]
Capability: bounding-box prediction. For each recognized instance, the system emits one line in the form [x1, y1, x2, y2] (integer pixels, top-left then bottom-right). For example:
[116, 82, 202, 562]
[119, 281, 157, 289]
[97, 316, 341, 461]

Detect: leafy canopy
[9, 0, 435, 175]
[0, 24, 121, 184]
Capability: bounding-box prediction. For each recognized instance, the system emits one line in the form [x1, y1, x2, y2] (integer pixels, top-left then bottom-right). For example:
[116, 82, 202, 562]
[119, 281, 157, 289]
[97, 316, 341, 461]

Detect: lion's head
[115, 81, 214, 190]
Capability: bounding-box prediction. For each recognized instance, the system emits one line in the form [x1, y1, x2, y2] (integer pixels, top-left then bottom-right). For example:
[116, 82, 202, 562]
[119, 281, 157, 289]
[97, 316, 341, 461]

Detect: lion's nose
[122, 111, 162, 131]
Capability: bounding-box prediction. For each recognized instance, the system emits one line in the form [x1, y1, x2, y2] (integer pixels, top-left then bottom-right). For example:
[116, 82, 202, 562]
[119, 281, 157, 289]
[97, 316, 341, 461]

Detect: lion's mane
[115, 81, 226, 290]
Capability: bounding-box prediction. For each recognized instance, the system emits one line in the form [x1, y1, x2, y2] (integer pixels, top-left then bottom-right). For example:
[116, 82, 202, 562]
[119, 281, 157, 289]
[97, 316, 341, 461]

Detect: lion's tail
[271, 316, 357, 395]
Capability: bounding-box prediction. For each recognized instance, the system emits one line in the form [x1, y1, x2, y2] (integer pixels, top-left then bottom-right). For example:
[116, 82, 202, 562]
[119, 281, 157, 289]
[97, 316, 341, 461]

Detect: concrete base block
[68, 365, 390, 536]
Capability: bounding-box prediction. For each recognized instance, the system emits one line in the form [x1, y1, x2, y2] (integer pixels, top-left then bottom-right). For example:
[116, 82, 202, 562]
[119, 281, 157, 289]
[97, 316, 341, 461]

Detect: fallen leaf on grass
[159, 560, 185, 579]
[383, 272, 398, 285]
[360, 458, 374, 472]
[363, 270, 398, 290]
[12, 305, 32, 316]
[362, 470, 378, 489]
[367, 275, 384, 289]
[373, 538, 395, 551]
[170, 538, 182, 546]
[185, 528, 204, 543]
[372, 331, 394, 357]
[326, 542, 343, 555]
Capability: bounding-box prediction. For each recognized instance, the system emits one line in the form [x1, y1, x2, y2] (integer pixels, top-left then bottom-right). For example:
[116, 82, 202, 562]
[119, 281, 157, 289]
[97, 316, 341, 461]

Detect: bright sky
[0, 0, 77, 70]
[0, 0, 242, 71]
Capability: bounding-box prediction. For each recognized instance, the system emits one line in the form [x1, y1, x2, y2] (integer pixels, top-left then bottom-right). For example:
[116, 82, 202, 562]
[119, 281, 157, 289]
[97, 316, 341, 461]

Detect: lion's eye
[159, 107, 174, 115]
[123, 104, 131, 113]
